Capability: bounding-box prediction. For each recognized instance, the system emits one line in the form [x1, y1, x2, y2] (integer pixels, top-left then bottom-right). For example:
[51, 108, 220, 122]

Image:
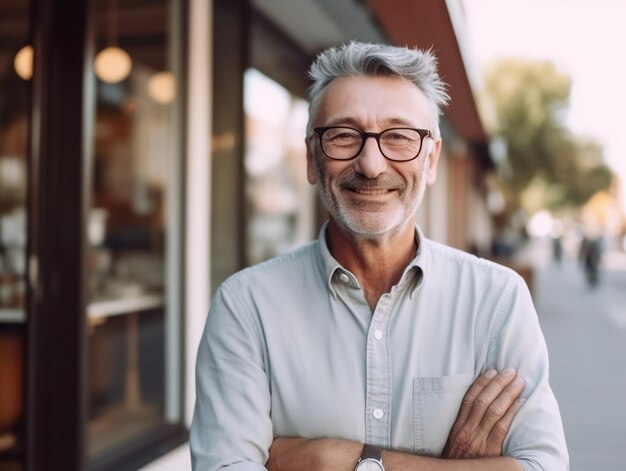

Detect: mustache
[336, 170, 405, 191]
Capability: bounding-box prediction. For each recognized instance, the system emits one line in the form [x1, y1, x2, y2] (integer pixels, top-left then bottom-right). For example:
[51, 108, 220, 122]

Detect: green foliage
[482, 59, 612, 217]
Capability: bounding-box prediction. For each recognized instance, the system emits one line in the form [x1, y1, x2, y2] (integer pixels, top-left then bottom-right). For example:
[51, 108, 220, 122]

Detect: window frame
[25, 0, 189, 469]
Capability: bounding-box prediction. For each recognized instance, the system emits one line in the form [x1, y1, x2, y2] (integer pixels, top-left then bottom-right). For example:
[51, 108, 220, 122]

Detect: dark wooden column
[26, 0, 93, 469]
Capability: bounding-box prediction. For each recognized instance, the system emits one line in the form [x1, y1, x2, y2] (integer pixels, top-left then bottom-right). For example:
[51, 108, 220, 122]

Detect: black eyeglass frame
[312, 126, 433, 162]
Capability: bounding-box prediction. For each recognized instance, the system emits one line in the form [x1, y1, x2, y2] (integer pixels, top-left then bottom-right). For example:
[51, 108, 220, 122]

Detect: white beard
[315, 156, 428, 240]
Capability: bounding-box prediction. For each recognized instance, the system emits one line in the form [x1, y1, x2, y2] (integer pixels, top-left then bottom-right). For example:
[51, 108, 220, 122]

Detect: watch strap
[353, 443, 384, 470]
[361, 444, 382, 461]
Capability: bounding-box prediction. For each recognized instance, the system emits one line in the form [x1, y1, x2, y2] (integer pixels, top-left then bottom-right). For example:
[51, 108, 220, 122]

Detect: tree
[481, 59, 612, 221]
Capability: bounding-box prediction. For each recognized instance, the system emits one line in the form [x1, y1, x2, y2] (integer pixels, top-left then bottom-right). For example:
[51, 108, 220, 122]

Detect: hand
[267, 437, 316, 471]
[267, 437, 359, 471]
[442, 368, 525, 459]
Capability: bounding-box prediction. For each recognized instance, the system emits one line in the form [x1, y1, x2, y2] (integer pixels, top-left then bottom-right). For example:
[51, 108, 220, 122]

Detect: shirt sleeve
[190, 283, 272, 471]
[487, 273, 569, 471]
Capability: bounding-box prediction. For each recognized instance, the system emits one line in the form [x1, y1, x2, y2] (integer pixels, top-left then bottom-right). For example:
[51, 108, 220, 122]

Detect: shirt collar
[409, 225, 426, 298]
[315, 223, 357, 299]
[315, 222, 427, 299]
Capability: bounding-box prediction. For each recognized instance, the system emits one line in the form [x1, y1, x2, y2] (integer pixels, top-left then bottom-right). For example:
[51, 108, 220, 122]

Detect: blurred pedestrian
[191, 42, 568, 471]
[580, 234, 603, 287]
[552, 235, 563, 265]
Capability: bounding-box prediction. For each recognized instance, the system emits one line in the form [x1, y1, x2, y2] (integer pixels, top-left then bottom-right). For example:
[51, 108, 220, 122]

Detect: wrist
[354, 444, 385, 471]
[316, 438, 362, 469]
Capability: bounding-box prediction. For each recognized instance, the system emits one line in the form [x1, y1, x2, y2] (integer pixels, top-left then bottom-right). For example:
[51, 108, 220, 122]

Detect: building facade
[0, 0, 496, 469]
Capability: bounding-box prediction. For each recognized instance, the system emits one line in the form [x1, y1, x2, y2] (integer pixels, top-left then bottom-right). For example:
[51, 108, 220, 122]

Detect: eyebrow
[323, 116, 420, 128]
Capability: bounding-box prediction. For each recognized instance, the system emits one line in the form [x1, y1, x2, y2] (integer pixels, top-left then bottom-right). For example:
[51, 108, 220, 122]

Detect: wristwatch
[353, 443, 385, 471]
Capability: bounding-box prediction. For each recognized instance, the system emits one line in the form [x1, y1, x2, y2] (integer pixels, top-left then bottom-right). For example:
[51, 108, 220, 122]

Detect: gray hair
[307, 41, 449, 137]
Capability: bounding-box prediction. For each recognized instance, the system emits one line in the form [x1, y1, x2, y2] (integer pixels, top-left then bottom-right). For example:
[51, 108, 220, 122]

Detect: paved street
[533, 249, 626, 470]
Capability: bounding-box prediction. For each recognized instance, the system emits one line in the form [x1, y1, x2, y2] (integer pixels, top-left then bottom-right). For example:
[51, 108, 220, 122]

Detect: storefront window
[0, 0, 31, 468]
[0, 10, 29, 319]
[86, 0, 183, 461]
[244, 69, 314, 264]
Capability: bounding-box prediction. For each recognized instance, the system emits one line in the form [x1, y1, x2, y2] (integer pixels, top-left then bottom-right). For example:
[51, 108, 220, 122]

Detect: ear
[425, 138, 442, 185]
[306, 137, 318, 185]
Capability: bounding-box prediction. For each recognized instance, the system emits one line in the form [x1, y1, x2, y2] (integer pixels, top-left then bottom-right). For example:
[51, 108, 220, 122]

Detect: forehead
[315, 75, 432, 127]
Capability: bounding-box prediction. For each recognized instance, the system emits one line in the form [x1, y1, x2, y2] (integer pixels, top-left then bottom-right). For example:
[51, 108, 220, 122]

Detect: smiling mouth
[348, 188, 394, 195]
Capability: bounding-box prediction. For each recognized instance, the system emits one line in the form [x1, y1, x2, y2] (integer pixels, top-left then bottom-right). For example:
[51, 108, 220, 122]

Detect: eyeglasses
[312, 126, 432, 162]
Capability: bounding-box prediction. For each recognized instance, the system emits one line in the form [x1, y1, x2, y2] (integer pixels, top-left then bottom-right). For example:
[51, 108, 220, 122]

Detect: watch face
[356, 458, 384, 471]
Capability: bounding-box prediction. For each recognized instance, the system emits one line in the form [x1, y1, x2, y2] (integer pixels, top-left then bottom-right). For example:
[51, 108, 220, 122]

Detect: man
[191, 42, 568, 471]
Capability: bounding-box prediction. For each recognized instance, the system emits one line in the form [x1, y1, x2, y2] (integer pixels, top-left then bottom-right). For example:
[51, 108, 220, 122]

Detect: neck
[326, 220, 417, 312]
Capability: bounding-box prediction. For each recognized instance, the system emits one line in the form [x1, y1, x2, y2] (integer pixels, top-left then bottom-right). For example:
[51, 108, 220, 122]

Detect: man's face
[307, 75, 442, 239]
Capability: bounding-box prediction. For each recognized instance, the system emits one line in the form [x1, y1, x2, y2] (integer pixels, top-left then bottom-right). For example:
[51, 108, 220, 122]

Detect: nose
[353, 135, 388, 178]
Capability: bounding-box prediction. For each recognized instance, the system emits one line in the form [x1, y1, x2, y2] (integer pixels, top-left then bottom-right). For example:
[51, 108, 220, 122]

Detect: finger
[477, 374, 525, 433]
[487, 396, 527, 448]
[454, 369, 498, 426]
[462, 367, 518, 431]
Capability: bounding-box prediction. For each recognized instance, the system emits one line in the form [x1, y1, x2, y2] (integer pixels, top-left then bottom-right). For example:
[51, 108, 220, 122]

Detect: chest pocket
[413, 372, 475, 455]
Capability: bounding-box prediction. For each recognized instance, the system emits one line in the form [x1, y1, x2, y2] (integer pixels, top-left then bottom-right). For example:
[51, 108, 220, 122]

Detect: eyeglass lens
[320, 127, 424, 161]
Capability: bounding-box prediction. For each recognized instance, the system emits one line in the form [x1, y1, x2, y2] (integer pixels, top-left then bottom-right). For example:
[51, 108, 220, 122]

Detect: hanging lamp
[14, 45, 33, 80]
[94, 0, 132, 83]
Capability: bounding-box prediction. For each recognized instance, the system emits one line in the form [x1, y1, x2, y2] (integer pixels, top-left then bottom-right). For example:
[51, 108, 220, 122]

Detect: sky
[460, 0, 626, 207]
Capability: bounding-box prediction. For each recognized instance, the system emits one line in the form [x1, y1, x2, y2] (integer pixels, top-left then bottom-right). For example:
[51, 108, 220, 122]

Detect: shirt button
[373, 329, 383, 340]
[373, 408, 384, 419]
[338, 273, 350, 284]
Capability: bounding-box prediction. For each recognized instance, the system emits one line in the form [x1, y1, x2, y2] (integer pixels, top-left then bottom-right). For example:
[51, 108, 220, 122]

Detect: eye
[324, 128, 361, 144]
[331, 132, 356, 140]
[383, 130, 417, 142]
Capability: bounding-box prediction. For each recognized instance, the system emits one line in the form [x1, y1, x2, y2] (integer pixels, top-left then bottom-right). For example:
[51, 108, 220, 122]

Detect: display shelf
[87, 294, 164, 319]
[1, 295, 165, 323]
[0, 309, 25, 323]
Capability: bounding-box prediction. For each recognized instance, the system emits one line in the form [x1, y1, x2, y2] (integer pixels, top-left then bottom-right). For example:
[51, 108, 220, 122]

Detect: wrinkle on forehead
[315, 75, 434, 131]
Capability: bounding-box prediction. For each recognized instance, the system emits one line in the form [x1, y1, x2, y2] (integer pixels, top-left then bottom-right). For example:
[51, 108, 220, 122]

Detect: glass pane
[0, 0, 31, 468]
[86, 0, 183, 459]
[244, 69, 315, 264]
[0, 4, 29, 320]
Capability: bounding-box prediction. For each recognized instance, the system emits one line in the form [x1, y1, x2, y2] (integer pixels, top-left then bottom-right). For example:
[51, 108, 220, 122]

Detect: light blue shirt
[191, 225, 568, 470]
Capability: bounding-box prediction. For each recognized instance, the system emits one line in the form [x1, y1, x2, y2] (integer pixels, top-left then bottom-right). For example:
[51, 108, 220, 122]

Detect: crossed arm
[266, 368, 526, 471]
[191, 278, 568, 471]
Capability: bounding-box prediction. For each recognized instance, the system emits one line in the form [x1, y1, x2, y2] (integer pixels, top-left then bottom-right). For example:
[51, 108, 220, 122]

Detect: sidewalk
[534, 251, 626, 470]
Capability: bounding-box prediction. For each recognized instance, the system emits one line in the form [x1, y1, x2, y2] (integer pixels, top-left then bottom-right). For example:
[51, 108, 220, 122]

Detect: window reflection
[244, 69, 315, 264]
[0, 0, 31, 467]
[0, 52, 29, 315]
[86, 0, 182, 459]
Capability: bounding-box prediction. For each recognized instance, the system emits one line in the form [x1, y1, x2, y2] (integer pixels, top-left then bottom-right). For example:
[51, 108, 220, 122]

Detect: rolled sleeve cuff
[517, 453, 569, 471]
[191, 456, 267, 471]
[222, 463, 267, 471]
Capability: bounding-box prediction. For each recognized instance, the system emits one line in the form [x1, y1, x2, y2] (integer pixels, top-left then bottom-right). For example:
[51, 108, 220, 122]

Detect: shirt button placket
[365, 294, 392, 447]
